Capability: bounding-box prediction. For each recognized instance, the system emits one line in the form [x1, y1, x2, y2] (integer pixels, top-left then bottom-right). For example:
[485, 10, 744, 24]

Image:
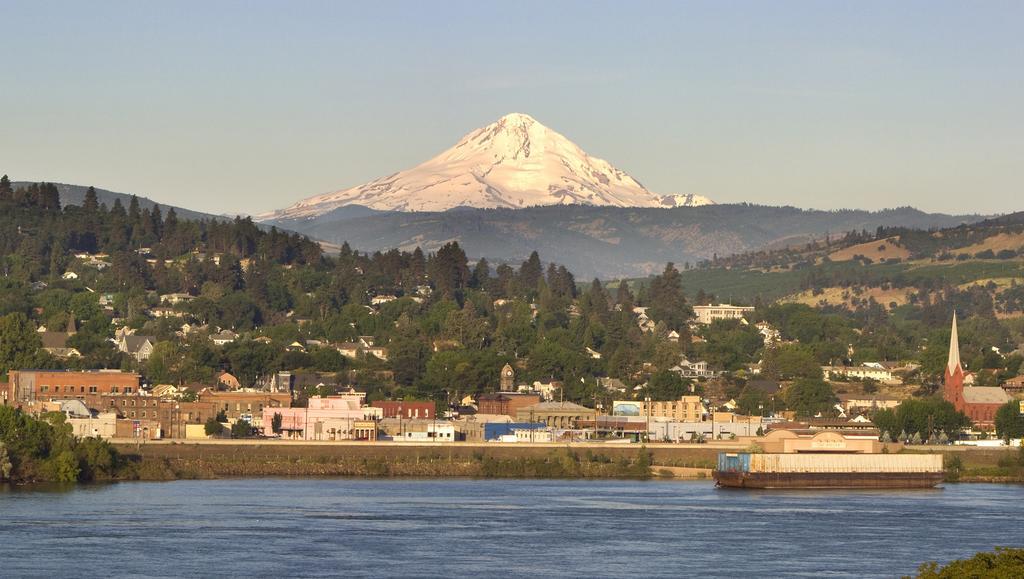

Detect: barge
[714, 452, 945, 489]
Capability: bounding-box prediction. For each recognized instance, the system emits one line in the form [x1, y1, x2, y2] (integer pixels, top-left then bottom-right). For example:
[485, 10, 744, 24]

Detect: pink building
[263, 394, 382, 440]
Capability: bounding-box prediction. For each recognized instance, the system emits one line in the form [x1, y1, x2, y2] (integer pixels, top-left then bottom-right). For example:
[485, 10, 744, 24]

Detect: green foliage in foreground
[874, 398, 971, 440]
[911, 547, 1024, 578]
[0, 405, 125, 483]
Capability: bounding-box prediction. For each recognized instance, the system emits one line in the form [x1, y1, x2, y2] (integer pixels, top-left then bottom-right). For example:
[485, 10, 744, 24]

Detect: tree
[428, 242, 470, 299]
[0, 442, 12, 480]
[646, 370, 691, 400]
[873, 399, 970, 439]
[736, 386, 771, 416]
[204, 417, 224, 437]
[995, 400, 1024, 441]
[231, 420, 252, 438]
[762, 345, 823, 381]
[271, 412, 283, 434]
[517, 251, 543, 297]
[646, 263, 692, 330]
[784, 378, 836, 417]
[915, 547, 1024, 578]
[0, 312, 44, 377]
[83, 186, 100, 213]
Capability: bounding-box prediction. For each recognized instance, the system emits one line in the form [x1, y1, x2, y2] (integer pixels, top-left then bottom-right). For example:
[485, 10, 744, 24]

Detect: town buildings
[612, 396, 707, 422]
[202, 390, 292, 429]
[515, 401, 595, 429]
[264, 394, 381, 441]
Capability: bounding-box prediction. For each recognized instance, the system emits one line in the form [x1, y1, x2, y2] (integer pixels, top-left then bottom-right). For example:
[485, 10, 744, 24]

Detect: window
[124, 387, 133, 394]
[111, 387, 119, 393]
[141, 411, 147, 418]
[40, 386, 49, 393]
[130, 411, 135, 418]
[89, 387, 98, 394]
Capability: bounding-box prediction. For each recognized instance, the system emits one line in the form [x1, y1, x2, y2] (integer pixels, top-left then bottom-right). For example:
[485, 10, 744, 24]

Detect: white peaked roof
[947, 312, 961, 375]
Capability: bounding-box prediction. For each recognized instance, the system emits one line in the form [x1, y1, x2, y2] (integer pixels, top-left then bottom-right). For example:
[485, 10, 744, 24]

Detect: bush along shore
[0, 405, 171, 484]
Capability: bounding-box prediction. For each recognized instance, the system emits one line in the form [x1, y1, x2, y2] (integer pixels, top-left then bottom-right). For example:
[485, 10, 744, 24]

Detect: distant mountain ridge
[13, 181, 227, 222]
[267, 203, 984, 279]
[259, 113, 714, 220]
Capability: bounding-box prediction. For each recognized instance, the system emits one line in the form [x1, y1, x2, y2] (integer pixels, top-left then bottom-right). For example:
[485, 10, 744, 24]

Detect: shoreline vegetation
[910, 547, 1024, 578]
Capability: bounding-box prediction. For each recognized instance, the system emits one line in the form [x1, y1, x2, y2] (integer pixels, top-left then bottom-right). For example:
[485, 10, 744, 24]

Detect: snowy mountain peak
[260, 113, 714, 219]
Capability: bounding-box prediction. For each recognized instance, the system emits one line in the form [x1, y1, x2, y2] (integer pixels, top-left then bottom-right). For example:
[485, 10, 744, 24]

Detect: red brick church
[943, 312, 1009, 429]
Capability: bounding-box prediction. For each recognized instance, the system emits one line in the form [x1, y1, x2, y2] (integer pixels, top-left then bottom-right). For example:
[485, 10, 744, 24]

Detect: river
[1, 479, 1021, 577]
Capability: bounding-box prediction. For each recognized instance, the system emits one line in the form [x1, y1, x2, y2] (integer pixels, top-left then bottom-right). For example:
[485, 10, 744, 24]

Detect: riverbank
[113, 441, 726, 480]
[110, 441, 1024, 483]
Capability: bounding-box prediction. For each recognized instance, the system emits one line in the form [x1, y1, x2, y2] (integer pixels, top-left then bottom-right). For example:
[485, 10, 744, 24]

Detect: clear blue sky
[1, 1, 1020, 215]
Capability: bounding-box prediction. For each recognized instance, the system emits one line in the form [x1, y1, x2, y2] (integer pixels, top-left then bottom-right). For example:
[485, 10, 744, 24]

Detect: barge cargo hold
[714, 453, 945, 489]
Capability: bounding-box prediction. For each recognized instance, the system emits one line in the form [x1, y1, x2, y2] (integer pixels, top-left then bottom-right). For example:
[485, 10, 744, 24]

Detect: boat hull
[713, 470, 944, 489]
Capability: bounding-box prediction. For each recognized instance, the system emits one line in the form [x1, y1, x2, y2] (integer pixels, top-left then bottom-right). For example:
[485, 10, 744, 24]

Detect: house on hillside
[41, 314, 81, 358]
[118, 335, 156, 362]
[210, 329, 238, 346]
[823, 365, 898, 384]
[335, 343, 360, 359]
[671, 358, 718, 379]
[217, 371, 242, 390]
[160, 293, 195, 305]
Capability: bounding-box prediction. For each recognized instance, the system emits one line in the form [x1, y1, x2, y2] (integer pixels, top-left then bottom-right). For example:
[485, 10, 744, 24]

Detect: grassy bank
[920, 447, 1024, 483]
[113, 442, 1024, 483]
[114, 443, 689, 480]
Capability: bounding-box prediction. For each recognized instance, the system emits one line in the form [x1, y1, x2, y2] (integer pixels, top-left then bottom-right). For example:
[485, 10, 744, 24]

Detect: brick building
[477, 392, 541, 419]
[80, 393, 216, 439]
[5, 370, 141, 409]
[372, 400, 436, 419]
[198, 390, 292, 429]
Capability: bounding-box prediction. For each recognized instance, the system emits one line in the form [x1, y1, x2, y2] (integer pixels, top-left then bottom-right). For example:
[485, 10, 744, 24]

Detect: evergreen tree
[518, 251, 543, 296]
[83, 186, 99, 213]
[0, 175, 11, 202]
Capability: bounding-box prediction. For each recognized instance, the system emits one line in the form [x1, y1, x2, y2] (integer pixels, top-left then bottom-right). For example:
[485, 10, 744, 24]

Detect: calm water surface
[1, 479, 1021, 578]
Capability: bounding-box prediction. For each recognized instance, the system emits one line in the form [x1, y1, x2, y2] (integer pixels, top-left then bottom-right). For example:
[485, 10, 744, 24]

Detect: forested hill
[264, 203, 983, 279]
[667, 207, 1024, 313]
[12, 181, 226, 223]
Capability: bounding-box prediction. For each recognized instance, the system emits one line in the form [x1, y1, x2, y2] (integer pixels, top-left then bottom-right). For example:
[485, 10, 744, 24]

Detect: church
[943, 312, 1010, 430]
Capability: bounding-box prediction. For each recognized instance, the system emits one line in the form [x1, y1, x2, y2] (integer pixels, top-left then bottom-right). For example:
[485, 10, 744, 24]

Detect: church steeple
[943, 311, 965, 412]
[946, 311, 960, 375]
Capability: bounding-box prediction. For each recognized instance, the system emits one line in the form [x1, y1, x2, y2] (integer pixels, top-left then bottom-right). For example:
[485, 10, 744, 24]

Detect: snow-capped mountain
[260, 113, 714, 219]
